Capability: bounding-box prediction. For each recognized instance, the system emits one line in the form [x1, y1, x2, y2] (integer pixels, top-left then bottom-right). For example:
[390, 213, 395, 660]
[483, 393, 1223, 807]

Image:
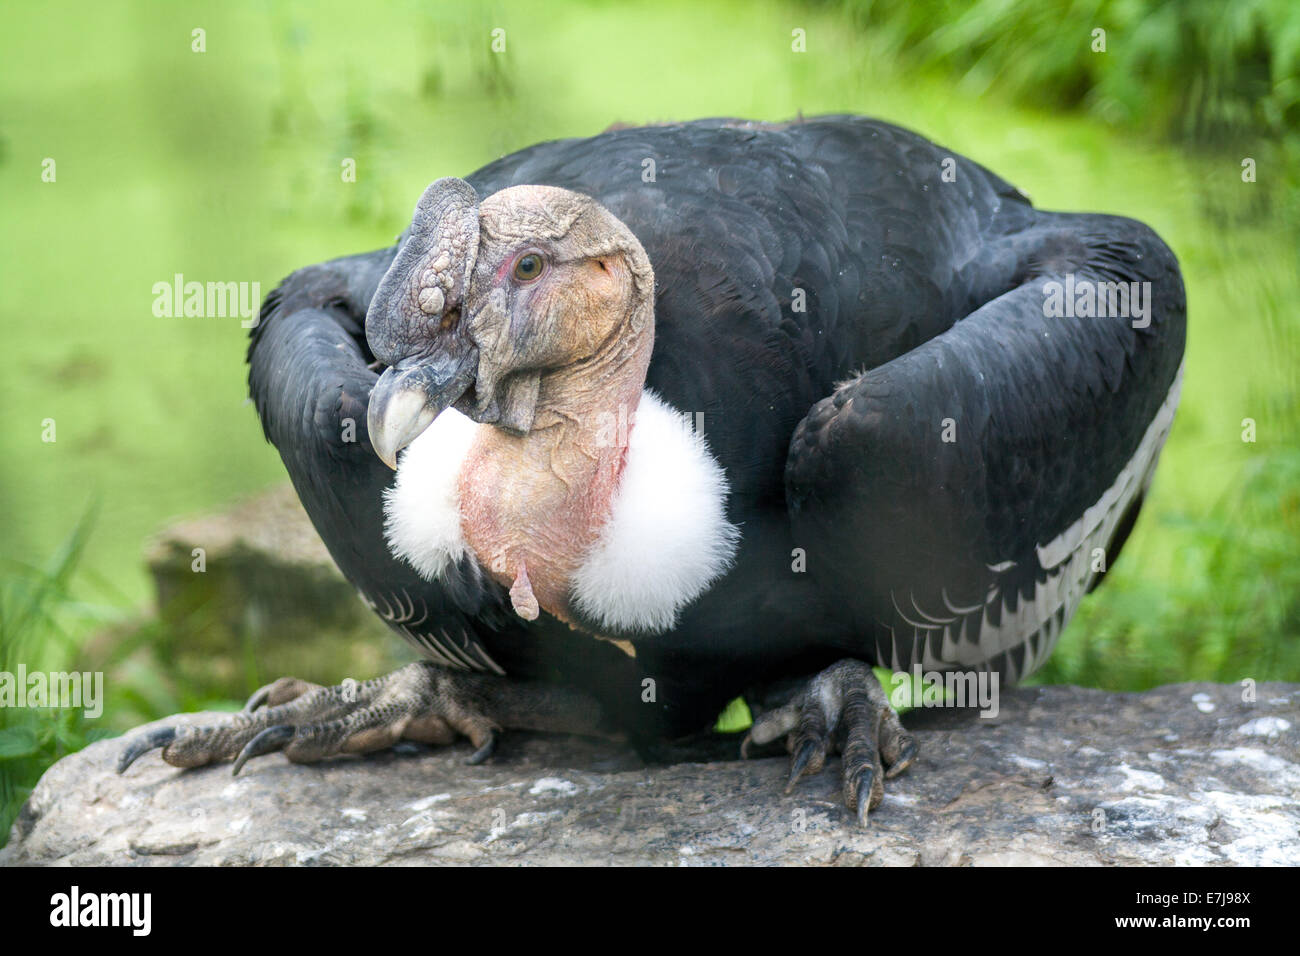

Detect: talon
[117, 727, 177, 774]
[233, 725, 295, 776]
[115, 664, 524, 777]
[855, 771, 875, 826]
[785, 738, 819, 792]
[757, 660, 914, 821]
[886, 738, 918, 778]
[850, 767, 876, 826]
[243, 686, 271, 713]
[466, 730, 498, 765]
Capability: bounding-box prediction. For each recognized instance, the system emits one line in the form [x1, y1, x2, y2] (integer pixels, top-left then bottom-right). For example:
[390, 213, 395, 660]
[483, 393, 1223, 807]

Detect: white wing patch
[893, 362, 1183, 682]
[571, 390, 741, 633]
[362, 588, 505, 675]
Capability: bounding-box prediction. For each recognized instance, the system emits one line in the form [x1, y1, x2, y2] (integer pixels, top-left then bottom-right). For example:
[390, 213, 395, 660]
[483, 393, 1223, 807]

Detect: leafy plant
[0, 507, 111, 843]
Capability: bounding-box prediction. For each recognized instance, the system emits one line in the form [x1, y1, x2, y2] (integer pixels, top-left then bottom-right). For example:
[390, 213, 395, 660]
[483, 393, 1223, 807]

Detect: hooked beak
[367, 345, 478, 469]
[364, 177, 482, 469]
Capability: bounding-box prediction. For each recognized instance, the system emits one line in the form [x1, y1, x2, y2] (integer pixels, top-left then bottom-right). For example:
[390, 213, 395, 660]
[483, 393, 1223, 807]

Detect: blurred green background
[2, 0, 1298, 840]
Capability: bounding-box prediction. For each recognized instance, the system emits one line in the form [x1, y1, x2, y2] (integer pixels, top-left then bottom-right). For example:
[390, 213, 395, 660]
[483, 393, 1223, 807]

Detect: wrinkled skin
[368, 182, 656, 620]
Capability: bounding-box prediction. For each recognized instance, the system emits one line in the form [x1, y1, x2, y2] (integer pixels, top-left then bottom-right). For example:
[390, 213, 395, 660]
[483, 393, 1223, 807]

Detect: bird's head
[366, 178, 655, 468]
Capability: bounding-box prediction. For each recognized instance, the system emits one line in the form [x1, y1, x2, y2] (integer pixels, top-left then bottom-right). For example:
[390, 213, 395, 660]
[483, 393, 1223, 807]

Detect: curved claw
[885, 738, 918, 779]
[852, 768, 876, 827]
[243, 685, 272, 713]
[232, 725, 295, 776]
[117, 727, 177, 774]
[785, 739, 819, 793]
[466, 730, 498, 765]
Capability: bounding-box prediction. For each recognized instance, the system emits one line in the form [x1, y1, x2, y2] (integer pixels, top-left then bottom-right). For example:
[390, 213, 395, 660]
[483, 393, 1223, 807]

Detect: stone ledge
[4, 682, 1296, 866]
[141, 484, 408, 698]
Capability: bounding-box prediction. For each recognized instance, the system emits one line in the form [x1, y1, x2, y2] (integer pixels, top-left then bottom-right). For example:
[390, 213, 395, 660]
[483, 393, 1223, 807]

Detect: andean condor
[120, 115, 1186, 823]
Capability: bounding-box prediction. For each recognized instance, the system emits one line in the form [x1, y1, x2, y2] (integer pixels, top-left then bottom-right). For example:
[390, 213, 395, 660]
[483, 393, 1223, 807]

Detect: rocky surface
[4, 681, 1297, 866]
[143, 484, 409, 698]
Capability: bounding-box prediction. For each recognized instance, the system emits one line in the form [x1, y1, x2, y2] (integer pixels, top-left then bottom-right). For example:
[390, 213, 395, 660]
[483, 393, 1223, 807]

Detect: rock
[4, 682, 1297, 866]
[143, 484, 410, 700]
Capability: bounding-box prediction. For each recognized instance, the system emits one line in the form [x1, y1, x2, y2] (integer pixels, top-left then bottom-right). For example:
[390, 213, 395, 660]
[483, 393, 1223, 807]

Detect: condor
[120, 116, 1186, 824]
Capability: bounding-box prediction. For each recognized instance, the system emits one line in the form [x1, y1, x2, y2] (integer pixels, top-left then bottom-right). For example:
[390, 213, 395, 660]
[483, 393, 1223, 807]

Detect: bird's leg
[742, 659, 917, 825]
[117, 661, 612, 775]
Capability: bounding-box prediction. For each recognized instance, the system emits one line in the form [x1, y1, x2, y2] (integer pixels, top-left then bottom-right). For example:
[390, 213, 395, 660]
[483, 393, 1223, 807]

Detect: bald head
[366, 179, 656, 468]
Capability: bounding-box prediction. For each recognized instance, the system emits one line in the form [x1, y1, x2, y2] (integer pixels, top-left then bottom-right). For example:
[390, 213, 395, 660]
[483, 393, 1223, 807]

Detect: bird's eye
[513, 253, 545, 282]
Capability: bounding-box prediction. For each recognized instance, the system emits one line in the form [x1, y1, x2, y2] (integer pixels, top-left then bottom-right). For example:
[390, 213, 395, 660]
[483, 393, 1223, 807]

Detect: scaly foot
[117, 662, 605, 775]
[742, 659, 917, 825]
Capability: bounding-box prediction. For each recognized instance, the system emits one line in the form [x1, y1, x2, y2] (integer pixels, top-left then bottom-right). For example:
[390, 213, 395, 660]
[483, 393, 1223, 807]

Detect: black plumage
[246, 114, 1186, 749]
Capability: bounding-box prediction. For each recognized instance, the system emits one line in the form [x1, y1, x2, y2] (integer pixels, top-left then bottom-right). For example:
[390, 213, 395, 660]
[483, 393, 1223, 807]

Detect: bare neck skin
[456, 320, 654, 622]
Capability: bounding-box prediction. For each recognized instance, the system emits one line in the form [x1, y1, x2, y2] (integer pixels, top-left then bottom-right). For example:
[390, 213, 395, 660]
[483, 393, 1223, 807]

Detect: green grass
[0, 510, 250, 840]
[0, 511, 109, 835]
[1, 0, 1297, 843]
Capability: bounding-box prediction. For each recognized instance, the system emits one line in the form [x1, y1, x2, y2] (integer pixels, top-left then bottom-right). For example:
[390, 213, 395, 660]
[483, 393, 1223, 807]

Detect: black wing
[248, 249, 512, 673]
[785, 213, 1186, 682]
[463, 115, 1040, 512]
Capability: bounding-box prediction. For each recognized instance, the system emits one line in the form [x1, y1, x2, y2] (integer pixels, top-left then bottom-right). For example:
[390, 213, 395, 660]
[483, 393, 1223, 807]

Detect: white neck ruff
[382, 390, 740, 634]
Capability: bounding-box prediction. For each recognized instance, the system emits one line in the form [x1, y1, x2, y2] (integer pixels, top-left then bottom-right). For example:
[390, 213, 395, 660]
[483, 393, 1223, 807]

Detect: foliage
[1039, 445, 1300, 689]
[835, 0, 1300, 220]
[0, 510, 243, 845]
